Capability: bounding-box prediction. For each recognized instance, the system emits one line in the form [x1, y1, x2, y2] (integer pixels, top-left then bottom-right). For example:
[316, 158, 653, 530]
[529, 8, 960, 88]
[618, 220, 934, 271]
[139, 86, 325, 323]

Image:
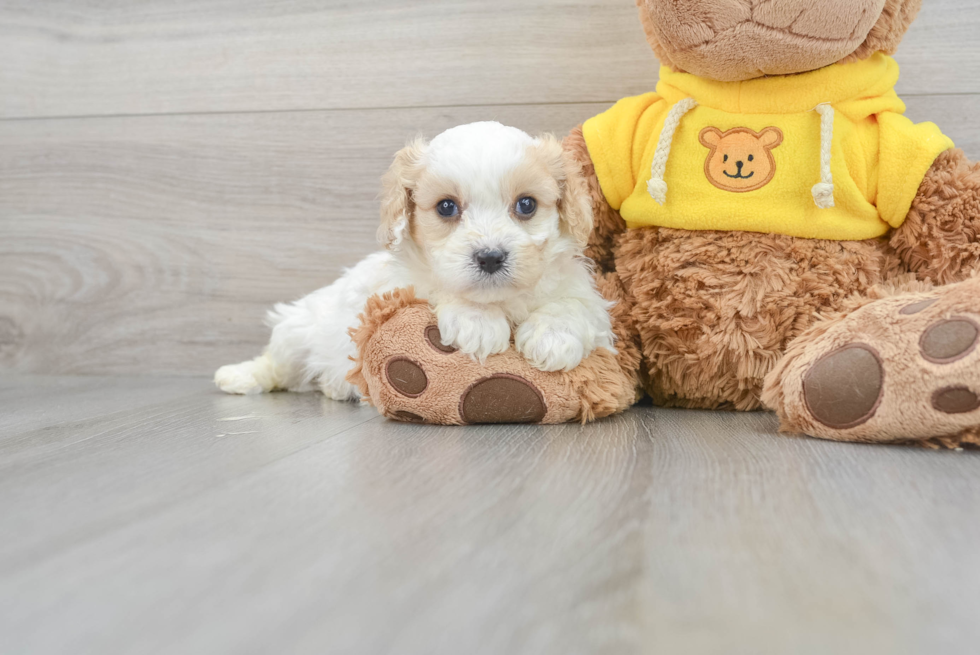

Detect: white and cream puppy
[214, 121, 615, 400]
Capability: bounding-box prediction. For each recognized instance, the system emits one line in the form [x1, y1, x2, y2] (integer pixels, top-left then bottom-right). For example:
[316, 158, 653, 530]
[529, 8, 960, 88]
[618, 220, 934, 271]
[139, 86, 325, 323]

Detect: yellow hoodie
[582, 53, 954, 241]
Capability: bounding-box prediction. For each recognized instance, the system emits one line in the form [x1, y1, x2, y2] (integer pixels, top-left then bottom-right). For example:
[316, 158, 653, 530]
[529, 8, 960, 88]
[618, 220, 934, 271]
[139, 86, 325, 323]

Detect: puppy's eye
[514, 196, 537, 218]
[723, 154, 728, 163]
[435, 199, 459, 218]
[748, 154, 754, 162]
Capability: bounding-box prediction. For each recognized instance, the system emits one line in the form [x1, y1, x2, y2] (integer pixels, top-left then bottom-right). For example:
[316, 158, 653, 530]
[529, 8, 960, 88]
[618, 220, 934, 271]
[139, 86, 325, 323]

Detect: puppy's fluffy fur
[215, 122, 615, 399]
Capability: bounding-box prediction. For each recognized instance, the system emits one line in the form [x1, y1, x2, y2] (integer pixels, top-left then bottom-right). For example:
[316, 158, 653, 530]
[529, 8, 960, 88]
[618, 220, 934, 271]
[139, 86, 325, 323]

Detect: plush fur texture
[215, 122, 614, 399]
[844, 0, 923, 64]
[612, 225, 901, 410]
[890, 148, 980, 285]
[636, 0, 922, 82]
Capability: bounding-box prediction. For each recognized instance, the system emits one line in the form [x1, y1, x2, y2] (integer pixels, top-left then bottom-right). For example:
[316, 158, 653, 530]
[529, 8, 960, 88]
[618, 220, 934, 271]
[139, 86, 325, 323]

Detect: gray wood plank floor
[2, 374, 979, 655]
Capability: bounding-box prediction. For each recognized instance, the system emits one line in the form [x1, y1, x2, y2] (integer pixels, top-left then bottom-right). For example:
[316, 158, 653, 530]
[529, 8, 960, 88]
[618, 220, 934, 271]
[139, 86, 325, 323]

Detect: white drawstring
[812, 103, 835, 208]
[647, 97, 698, 205]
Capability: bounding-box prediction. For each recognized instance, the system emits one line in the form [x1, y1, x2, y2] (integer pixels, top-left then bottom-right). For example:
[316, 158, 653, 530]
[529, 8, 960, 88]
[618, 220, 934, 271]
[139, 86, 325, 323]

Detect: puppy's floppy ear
[378, 137, 427, 249]
[537, 133, 594, 248]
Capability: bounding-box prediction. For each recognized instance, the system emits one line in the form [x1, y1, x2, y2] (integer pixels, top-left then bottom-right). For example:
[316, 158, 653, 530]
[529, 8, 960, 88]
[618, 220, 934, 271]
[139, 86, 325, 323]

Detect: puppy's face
[379, 122, 592, 304]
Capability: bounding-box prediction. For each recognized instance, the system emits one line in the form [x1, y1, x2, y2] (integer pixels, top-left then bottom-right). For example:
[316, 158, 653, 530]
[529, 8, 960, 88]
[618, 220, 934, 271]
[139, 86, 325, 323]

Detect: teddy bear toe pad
[919, 318, 978, 364]
[802, 344, 884, 430]
[459, 374, 548, 424]
[385, 357, 428, 397]
[768, 277, 980, 444]
[932, 386, 980, 415]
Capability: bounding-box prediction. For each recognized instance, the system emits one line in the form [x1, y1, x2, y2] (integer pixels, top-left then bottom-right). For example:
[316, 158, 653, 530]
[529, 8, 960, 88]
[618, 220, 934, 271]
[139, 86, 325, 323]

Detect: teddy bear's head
[636, 0, 921, 82]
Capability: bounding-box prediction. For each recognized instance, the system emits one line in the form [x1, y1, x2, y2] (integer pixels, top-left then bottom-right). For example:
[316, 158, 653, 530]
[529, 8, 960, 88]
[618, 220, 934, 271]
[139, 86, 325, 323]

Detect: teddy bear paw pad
[932, 386, 980, 414]
[802, 344, 883, 429]
[767, 276, 980, 444]
[385, 357, 428, 397]
[919, 318, 978, 363]
[459, 374, 547, 424]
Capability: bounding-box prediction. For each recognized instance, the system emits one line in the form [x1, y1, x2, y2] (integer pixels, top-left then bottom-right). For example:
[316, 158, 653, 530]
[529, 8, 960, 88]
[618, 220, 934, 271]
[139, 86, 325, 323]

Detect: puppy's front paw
[515, 317, 587, 372]
[436, 304, 511, 362]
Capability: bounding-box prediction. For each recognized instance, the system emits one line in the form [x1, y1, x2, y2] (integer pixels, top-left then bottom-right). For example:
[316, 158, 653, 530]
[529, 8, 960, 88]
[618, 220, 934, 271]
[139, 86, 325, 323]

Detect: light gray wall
[1, 0, 978, 376]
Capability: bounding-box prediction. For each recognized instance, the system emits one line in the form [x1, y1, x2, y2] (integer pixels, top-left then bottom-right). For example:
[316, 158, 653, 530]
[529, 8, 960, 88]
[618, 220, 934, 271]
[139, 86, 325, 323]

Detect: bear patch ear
[699, 127, 723, 148]
[759, 127, 784, 149]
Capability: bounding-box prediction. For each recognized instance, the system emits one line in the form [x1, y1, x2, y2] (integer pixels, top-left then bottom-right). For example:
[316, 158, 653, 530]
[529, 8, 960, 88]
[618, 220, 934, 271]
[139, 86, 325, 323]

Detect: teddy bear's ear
[378, 137, 427, 250]
[847, 0, 921, 62]
[759, 127, 784, 149]
[699, 127, 723, 148]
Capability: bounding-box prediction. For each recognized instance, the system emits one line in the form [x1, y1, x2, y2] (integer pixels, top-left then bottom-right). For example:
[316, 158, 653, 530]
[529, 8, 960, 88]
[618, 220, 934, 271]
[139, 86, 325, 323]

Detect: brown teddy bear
[349, 0, 980, 447]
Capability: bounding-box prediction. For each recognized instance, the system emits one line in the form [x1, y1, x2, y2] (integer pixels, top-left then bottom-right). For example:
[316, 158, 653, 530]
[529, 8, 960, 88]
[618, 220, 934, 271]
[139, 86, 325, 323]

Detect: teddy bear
[348, 0, 980, 447]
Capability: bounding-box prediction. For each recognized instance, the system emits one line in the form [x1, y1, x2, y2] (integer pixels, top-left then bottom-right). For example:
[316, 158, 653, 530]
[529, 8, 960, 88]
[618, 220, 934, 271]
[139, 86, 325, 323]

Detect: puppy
[214, 121, 615, 400]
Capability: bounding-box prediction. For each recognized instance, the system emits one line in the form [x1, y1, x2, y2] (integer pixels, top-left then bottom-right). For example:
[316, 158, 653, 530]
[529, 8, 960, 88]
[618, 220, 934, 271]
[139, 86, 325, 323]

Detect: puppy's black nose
[474, 249, 507, 275]
[736, 160, 744, 169]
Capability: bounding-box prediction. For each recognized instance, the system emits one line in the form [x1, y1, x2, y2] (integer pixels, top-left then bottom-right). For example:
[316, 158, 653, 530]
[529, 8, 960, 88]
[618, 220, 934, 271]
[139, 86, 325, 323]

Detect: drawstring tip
[647, 178, 668, 205]
[812, 182, 835, 209]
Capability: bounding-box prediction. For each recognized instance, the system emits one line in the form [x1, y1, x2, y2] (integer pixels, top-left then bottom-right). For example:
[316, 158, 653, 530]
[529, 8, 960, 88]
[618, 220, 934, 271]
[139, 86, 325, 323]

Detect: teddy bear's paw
[764, 276, 980, 446]
[350, 300, 584, 424]
[345, 286, 639, 425]
[346, 289, 638, 425]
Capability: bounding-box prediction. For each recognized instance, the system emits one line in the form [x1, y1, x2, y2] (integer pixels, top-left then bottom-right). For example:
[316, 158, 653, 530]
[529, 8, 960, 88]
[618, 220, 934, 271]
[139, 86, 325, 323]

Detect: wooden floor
[2, 374, 979, 654]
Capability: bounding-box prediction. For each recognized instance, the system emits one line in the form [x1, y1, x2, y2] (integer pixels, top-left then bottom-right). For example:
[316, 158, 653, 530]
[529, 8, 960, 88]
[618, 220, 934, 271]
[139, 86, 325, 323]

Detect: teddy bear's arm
[890, 148, 980, 285]
[563, 125, 627, 272]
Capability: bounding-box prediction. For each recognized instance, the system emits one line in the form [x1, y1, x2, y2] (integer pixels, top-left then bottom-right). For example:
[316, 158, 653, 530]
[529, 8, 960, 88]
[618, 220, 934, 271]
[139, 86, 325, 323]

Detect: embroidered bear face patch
[698, 126, 783, 193]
